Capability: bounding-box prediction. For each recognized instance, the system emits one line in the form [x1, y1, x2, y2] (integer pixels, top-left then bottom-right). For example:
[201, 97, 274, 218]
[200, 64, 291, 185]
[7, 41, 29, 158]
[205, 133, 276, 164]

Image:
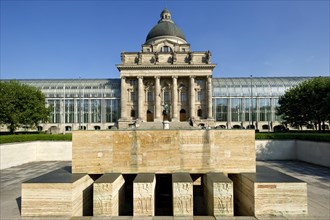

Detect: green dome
[145, 9, 186, 42]
[146, 21, 186, 42]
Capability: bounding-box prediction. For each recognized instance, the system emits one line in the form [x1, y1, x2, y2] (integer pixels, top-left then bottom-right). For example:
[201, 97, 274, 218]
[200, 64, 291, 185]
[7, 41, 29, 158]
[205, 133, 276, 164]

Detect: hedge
[255, 132, 330, 142]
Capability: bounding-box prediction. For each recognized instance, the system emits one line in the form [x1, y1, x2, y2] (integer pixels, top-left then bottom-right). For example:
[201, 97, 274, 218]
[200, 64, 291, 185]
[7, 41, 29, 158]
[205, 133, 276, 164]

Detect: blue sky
[1, 0, 329, 79]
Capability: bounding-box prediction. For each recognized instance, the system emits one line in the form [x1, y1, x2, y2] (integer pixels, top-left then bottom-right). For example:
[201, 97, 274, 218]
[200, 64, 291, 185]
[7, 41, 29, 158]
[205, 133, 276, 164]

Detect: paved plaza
[1, 160, 329, 220]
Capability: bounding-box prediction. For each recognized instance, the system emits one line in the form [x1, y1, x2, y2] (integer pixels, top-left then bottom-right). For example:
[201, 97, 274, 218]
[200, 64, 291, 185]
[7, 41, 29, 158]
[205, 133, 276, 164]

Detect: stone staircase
[137, 121, 197, 130]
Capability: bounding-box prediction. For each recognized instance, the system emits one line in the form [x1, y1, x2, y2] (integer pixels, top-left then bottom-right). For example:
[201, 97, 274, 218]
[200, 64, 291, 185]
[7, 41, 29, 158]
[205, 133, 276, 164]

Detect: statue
[172, 52, 177, 64]
[163, 103, 169, 121]
[205, 50, 211, 64]
[138, 52, 142, 64]
[154, 52, 159, 64]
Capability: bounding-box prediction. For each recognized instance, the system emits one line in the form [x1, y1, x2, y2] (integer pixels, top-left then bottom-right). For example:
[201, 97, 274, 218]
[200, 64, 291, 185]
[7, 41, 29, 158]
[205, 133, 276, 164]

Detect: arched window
[162, 46, 172, 53]
[65, 126, 72, 131]
[94, 126, 101, 130]
[262, 125, 269, 130]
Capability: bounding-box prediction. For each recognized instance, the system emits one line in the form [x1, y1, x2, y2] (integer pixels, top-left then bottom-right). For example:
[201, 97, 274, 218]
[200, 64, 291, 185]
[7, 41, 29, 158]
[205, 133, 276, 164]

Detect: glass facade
[212, 77, 312, 129]
[14, 77, 312, 130]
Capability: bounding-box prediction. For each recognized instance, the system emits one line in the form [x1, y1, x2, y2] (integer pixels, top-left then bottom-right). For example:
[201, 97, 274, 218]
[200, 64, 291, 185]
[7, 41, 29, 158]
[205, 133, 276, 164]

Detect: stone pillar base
[133, 173, 156, 216]
[93, 173, 125, 216]
[118, 119, 130, 129]
[204, 172, 233, 216]
[172, 173, 193, 216]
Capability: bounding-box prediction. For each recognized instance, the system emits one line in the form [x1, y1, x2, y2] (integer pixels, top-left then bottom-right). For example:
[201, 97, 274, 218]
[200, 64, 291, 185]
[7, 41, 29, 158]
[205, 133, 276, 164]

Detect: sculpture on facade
[205, 50, 211, 64]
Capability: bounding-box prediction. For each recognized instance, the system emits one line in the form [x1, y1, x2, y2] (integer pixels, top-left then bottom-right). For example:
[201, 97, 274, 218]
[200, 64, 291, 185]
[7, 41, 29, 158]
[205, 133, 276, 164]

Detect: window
[147, 91, 153, 102]
[182, 48, 186, 52]
[106, 99, 120, 123]
[215, 98, 228, 121]
[231, 98, 242, 122]
[65, 100, 74, 123]
[91, 99, 101, 123]
[131, 91, 136, 101]
[162, 46, 172, 53]
[196, 79, 204, 86]
[180, 92, 186, 102]
[164, 89, 170, 103]
[130, 79, 137, 86]
[197, 91, 204, 102]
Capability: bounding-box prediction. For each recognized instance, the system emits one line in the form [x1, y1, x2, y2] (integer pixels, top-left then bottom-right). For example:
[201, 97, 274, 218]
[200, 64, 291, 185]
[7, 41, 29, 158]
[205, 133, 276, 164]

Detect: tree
[276, 77, 330, 131]
[0, 81, 50, 133]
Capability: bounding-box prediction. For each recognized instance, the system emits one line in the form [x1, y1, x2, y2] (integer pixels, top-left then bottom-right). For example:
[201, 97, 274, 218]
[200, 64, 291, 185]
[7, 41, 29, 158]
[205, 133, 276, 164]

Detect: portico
[117, 9, 216, 128]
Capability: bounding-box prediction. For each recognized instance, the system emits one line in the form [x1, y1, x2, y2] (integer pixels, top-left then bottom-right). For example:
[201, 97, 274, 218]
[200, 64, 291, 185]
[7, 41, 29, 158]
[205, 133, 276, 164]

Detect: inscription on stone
[180, 136, 209, 144]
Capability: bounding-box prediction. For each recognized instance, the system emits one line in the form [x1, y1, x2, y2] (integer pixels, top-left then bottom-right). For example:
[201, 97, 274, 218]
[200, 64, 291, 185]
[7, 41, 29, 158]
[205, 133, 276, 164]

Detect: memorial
[20, 8, 308, 218]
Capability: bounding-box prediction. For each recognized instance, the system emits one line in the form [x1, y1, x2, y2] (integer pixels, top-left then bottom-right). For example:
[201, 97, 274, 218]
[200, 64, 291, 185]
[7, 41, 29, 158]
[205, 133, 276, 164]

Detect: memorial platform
[1, 160, 329, 219]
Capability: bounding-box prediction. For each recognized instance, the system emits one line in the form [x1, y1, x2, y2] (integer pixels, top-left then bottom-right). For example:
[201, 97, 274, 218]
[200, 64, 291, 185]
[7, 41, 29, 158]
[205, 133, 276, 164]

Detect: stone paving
[0, 161, 329, 220]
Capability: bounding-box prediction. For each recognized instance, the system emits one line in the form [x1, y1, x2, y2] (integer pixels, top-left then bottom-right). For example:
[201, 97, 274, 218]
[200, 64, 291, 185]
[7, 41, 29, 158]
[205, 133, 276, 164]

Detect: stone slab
[133, 173, 156, 216]
[72, 130, 255, 174]
[204, 173, 233, 216]
[230, 166, 308, 217]
[21, 167, 94, 216]
[172, 173, 193, 216]
[93, 173, 125, 216]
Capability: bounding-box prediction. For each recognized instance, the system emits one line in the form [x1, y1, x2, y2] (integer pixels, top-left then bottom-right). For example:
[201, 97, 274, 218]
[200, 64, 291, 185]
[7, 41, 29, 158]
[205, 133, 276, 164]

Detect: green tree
[0, 81, 50, 133]
[276, 77, 330, 131]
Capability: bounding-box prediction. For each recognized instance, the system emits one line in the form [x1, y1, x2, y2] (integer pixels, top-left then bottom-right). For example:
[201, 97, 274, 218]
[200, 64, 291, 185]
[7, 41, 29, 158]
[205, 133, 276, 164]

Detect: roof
[145, 10, 186, 42]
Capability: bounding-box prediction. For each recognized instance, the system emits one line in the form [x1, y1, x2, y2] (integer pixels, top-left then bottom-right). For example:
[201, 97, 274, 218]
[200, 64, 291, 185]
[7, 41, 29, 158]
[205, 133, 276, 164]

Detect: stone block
[133, 173, 156, 216]
[93, 173, 125, 216]
[72, 130, 255, 174]
[204, 173, 233, 216]
[172, 173, 193, 216]
[230, 166, 308, 217]
[21, 167, 93, 216]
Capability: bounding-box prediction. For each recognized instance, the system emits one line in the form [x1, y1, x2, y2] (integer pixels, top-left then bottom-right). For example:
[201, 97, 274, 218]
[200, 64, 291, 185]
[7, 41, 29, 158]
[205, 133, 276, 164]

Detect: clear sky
[1, 0, 329, 79]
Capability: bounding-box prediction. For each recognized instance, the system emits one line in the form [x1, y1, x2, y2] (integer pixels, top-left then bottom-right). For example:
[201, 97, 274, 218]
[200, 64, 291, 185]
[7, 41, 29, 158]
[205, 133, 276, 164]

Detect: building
[2, 9, 316, 132]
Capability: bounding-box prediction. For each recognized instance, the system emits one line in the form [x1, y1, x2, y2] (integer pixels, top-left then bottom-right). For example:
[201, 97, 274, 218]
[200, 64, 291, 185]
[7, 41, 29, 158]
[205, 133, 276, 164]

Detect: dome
[145, 9, 186, 43]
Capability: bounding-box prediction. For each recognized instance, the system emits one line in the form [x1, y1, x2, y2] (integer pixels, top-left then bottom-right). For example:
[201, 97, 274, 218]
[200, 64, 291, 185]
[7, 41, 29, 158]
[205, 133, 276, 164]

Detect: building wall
[1, 77, 325, 132]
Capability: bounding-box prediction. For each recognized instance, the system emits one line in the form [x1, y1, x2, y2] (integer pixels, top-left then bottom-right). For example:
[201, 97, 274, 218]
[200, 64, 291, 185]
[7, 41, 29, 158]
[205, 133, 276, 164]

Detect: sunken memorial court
[6, 8, 323, 219]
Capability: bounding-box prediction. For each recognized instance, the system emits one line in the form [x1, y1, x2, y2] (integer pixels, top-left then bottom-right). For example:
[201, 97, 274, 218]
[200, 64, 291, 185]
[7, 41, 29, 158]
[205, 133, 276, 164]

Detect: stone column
[138, 76, 144, 120]
[172, 76, 178, 121]
[190, 76, 195, 119]
[154, 76, 161, 121]
[172, 173, 193, 216]
[94, 174, 125, 216]
[133, 173, 156, 216]
[120, 77, 127, 120]
[207, 76, 213, 119]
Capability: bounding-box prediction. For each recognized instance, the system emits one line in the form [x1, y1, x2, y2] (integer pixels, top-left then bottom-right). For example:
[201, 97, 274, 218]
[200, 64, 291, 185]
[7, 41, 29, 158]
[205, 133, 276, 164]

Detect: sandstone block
[133, 173, 156, 216]
[21, 168, 93, 217]
[204, 173, 233, 216]
[230, 166, 308, 217]
[172, 173, 193, 216]
[93, 173, 125, 216]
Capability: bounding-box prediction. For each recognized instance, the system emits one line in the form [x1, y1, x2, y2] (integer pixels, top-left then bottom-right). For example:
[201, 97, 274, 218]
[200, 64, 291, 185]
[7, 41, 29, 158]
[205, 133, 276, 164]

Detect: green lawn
[0, 133, 72, 144]
[1, 131, 329, 144]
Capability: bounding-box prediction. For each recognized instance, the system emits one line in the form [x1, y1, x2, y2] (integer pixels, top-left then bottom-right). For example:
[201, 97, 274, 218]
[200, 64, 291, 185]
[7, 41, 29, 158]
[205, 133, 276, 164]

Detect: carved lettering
[180, 136, 209, 144]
